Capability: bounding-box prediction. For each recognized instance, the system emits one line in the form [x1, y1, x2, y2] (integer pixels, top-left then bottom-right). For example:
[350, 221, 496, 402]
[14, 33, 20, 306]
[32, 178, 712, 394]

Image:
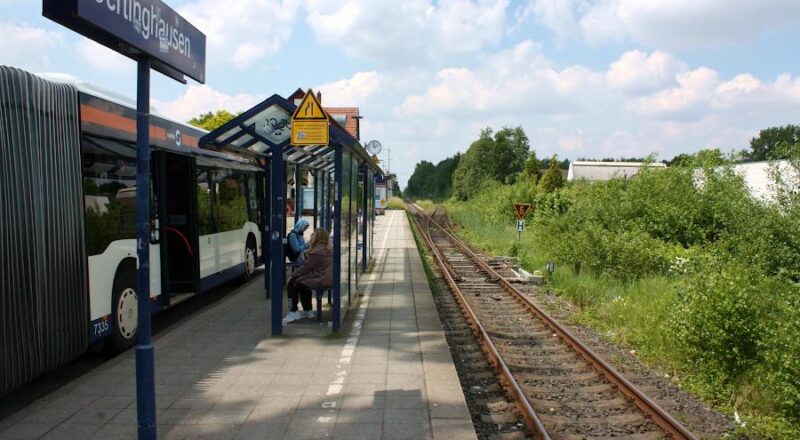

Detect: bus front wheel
[110, 267, 138, 352]
[244, 235, 257, 279]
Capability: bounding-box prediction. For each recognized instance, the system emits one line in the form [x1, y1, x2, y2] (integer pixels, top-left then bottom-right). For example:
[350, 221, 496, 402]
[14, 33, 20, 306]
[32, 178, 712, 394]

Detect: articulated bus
[0, 67, 265, 396]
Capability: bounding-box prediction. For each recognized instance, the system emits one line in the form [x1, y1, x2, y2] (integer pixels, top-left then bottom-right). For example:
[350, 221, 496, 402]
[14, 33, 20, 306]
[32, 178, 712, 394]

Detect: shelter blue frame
[199, 93, 381, 335]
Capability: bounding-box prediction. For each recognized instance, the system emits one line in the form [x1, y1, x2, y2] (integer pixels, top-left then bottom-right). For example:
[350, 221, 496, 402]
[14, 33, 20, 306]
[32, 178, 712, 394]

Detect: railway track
[407, 203, 697, 440]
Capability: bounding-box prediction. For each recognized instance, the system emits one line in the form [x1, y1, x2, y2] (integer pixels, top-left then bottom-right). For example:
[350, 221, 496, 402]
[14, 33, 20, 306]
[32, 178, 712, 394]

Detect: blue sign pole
[134, 58, 157, 440]
[270, 145, 285, 335]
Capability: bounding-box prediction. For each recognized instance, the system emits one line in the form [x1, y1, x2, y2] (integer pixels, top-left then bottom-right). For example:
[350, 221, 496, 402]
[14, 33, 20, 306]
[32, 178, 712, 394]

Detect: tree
[405, 153, 462, 200]
[494, 126, 530, 183]
[668, 148, 728, 168]
[747, 125, 800, 161]
[452, 126, 530, 200]
[406, 161, 436, 198]
[539, 157, 570, 170]
[522, 151, 541, 182]
[188, 109, 239, 131]
[539, 154, 565, 193]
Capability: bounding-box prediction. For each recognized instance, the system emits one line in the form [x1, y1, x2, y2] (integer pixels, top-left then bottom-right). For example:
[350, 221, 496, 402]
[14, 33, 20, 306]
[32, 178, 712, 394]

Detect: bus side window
[196, 169, 214, 235]
[215, 171, 248, 232]
[246, 174, 259, 224]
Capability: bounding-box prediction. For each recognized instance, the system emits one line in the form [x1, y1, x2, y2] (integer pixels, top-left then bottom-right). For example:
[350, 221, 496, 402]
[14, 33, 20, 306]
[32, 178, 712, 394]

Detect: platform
[0, 210, 476, 440]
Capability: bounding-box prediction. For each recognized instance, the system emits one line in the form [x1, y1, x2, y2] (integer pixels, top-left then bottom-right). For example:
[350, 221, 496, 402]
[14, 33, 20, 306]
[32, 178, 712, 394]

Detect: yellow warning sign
[292, 89, 329, 145]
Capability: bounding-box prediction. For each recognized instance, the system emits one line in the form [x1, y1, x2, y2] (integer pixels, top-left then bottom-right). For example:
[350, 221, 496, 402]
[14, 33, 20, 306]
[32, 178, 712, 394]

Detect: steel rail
[425, 209, 697, 440]
[407, 203, 550, 440]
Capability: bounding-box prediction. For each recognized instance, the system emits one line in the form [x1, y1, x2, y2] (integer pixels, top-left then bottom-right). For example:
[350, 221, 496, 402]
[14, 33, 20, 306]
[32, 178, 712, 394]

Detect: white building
[567, 161, 667, 181]
[708, 160, 798, 203]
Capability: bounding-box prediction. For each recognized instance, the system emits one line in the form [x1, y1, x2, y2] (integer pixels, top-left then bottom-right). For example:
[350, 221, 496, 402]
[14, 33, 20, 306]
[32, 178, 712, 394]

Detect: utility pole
[386, 149, 391, 173]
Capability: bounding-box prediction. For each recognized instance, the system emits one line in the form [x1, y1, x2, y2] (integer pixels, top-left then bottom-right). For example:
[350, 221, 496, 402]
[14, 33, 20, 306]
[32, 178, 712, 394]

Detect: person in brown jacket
[283, 229, 333, 323]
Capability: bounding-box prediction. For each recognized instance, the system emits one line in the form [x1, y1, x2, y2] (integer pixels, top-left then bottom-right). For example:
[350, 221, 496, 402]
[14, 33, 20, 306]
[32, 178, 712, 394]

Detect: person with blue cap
[285, 218, 309, 263]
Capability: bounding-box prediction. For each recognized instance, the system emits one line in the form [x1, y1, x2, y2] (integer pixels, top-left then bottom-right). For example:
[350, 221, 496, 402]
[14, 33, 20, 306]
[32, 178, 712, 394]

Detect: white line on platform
[320, 211, 396, 412]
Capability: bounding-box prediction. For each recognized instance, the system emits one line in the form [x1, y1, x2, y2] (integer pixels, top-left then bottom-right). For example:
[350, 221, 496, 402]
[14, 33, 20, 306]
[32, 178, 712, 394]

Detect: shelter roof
[198, 93, 380, 173]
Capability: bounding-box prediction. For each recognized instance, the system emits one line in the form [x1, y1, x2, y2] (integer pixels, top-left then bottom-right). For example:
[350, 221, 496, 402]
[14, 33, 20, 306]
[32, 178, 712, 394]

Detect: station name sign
[43, 0, 206, 83]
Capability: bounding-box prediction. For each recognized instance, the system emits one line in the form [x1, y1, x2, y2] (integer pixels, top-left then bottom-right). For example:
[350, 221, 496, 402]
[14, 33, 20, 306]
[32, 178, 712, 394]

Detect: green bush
[385, 196, 405, 210]
[669, 256, 768, 396]
[756, 277, 800, 421]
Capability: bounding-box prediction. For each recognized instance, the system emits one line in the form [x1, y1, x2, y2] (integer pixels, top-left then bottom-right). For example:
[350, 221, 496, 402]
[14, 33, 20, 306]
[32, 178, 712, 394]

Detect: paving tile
[336, 408, 384, 424]
[333, 423, 382, 440]
[234, 421, 289, 439]
[340, 394, 385, 410]
[430, 419, 478, 440]
[19, 406, 78, 424]
[40, 422, 102, 440]
[0, 423, 55, 440]
[383, 408, 428, 425]
[283, 421, 335, 440]
[382, 422, 433, 440]
[64, 406, 122, 425]
[89, 423, 138, 440]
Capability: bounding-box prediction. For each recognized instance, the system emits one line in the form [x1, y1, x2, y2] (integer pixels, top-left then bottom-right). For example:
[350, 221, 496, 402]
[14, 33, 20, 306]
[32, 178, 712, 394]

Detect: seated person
[286, 218, 310, 263]
[283, 229, 333, 323]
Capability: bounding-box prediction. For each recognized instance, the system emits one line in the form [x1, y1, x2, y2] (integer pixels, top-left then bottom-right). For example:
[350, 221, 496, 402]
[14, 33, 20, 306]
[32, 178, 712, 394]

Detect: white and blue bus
[0, 67, 265, 396]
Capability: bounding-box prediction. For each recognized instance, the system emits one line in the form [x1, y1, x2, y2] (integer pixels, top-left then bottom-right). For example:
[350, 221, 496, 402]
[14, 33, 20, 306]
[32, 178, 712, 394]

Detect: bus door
[154, 151, 200, 305]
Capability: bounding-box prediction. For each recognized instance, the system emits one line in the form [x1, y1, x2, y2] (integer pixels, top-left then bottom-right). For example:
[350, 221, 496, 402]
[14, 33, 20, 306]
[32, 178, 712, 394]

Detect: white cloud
[519, 0, 580, 44]
[524, 0, 800, 49]
[0, 23, 63, 70]
[378, 45, 800, 186]
[317, 71, 385, 106]
[395, 40, 604, 117]
[630, 67, 720, 119]
[152, 85, 263, 123]
[305, 0, 509, 67]
[607, 50, 686, 96]
[77, 40, 133, 73]
[178, 0, 298, 70]
[591, 0, 800, 48]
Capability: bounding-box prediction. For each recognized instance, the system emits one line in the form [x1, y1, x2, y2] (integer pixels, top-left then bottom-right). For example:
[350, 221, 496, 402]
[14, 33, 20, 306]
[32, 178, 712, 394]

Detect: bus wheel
[110, 269, 138, 352]
[244, 239, 257, 279]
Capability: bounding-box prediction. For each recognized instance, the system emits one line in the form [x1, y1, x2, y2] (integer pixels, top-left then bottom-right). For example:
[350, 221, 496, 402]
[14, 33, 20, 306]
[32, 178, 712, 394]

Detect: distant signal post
[43, 1, 206, 439]
[513, 203, 532, 242]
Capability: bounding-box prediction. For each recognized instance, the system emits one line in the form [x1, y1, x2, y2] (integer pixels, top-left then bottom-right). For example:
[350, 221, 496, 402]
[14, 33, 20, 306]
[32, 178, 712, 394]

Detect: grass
[385, 196, 405, 210]
[405, 211, 438, 292]
[445, 201, 681, 370]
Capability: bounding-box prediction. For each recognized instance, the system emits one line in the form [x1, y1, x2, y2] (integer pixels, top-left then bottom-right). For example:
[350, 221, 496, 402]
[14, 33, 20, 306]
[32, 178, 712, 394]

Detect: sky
[4, 1, 800, 187]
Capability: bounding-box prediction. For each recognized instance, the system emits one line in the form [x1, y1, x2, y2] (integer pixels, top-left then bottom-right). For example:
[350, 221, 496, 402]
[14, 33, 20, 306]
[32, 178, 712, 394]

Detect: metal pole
[270, 145, 285, 335]
[361, 162, 368, 271]
[134, 58, 157, 440]
[295, 165, 302, 224]
[263, 167, 270, 299]
[313, 171, 319, 229]
[332, 148, 342, 331]
[322, 171, 329, 230]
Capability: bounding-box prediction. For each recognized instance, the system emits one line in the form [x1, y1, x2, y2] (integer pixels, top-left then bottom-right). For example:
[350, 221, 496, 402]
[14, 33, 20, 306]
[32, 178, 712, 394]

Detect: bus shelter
[199, 93, 381, 335]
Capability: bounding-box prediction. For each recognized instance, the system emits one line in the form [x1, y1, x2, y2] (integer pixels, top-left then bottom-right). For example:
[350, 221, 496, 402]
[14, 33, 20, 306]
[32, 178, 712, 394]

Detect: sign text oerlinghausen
[44, 0, 206, 83]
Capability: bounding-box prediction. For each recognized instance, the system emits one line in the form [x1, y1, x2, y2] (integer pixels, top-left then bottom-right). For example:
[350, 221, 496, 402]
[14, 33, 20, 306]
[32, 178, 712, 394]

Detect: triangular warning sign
[513, 203, 532, 220]
[292, 89, 328, 120]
